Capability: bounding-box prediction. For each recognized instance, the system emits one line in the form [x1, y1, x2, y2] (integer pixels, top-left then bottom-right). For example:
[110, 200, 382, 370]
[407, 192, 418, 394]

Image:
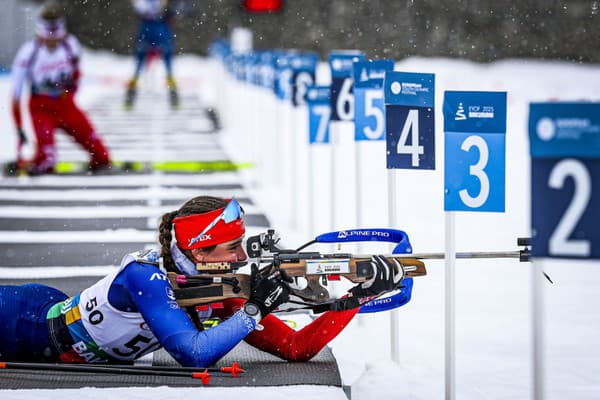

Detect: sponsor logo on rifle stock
[306, 259, 350, 275]
[337, 230, 391, 239]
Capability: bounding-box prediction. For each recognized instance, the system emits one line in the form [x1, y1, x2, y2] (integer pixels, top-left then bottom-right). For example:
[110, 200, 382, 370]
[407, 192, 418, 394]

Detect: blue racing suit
[0, 247, 256, 367]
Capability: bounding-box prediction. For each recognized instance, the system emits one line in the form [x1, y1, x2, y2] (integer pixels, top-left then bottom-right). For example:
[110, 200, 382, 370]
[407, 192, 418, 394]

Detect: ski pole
[0, 361, 244, 384]
[87, 361, 245, 377]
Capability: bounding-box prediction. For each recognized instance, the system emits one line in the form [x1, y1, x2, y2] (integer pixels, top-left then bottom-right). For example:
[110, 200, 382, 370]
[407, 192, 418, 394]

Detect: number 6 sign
[328, 51, 365, 122]
[443, 91, 507, 212]
[529, 103, 600, 259]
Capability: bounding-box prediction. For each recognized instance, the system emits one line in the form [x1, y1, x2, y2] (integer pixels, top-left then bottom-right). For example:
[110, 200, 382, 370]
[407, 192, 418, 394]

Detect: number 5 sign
[529, 103, 600, 259]
[444, 91, 507, 212]
[353, 59, 394, 141]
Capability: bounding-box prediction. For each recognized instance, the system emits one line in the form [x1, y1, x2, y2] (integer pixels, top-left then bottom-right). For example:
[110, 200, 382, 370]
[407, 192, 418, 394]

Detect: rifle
[167, 229, 427, 312]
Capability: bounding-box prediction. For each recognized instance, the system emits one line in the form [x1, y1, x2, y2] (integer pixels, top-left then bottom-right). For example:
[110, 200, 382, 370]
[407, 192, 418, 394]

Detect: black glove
[247, 265, 292, 317]
[349, 255, 404, 298]
[16, 128, 27, 144]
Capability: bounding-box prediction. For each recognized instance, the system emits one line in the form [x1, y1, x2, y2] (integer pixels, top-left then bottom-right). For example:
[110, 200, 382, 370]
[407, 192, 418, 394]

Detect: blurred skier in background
[9, 2, 112, 176]
[125, 0, 180, 110]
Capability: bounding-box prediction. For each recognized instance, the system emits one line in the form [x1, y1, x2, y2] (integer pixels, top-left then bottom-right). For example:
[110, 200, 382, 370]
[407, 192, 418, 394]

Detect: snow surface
[1, 48, 600, 399]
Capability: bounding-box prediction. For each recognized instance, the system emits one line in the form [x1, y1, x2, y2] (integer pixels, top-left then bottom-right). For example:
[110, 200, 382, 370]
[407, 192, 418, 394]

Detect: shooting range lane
[0, 90, 343, 389]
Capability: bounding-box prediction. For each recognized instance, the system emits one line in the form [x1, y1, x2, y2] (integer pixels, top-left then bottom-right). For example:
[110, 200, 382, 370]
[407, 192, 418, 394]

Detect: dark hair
[158, 195, 228, 273]
[159, 195, 228, 330]
[41, 1, 63, 21]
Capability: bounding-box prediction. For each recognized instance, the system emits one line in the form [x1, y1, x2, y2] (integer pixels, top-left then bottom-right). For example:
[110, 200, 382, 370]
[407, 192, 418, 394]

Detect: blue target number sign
[257, 51, 276, 90]
[384, 71, 435, 169]
[444, 91, 507, 212]
[353, 59, 394, 141]
[328, 51, 365, 122]
[274, 53, 294, 101]
[529, 103, 600, 259]
[290, 53, 319, 107]
[306, 86, 331, 144]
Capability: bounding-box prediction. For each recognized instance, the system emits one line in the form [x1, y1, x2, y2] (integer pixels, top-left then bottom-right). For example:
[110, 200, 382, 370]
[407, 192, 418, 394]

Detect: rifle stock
[168, 256, 426, 307]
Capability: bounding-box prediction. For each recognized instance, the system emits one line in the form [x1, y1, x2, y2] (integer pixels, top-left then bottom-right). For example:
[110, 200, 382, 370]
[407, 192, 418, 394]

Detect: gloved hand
[247, 264, 292, 317]
[16, 128, 27, 144]
[349, 255, 404, 299]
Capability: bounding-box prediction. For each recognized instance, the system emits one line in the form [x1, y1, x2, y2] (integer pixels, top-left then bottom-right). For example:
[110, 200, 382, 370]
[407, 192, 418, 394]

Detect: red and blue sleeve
[215, 298, 360, 361]
[119, 262, 256, 367]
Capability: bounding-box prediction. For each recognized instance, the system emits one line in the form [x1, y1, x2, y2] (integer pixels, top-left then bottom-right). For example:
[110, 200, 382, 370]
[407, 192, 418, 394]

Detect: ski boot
[167, 76, 179, 110]
[88, 163, 122, 175]
[3, 161, 20, 177]
[206, 108, 221, 131]
[124, 79, 138, 110]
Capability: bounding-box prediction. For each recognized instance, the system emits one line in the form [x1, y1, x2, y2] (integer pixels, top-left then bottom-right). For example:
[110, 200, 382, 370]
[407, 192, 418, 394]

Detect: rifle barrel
[256, 250, 527, 262]
[356, 251, 523, 260]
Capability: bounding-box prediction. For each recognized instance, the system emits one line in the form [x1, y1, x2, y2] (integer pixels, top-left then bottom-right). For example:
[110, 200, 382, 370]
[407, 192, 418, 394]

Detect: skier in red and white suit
[10, 6, 111, 175]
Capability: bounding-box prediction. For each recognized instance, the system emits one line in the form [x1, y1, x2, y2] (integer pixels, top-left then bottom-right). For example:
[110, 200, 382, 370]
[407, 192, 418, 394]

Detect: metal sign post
[328, 51, 365, 231]
[384, 71, 436, 365]
[443, 91, 507, 400]
[529, 102, 600, 399]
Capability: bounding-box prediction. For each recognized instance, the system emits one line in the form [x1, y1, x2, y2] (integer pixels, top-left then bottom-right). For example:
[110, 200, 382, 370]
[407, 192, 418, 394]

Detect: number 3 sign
[529, 103, 600, 259]
[443, 91, 507, 212]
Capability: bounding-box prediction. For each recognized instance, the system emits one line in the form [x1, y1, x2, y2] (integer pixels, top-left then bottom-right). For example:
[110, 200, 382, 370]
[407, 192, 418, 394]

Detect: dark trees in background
[58, 0, 599, 63]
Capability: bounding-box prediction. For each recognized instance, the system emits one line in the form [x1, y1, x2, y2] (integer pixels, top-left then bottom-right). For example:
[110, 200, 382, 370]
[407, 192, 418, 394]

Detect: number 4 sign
[384, 71, 435, 169]
[444, 91, 507, 212]
[529, 103, 600, 259]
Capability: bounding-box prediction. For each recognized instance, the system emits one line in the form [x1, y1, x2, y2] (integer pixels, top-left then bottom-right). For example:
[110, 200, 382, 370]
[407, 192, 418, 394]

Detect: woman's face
[40, 37, 61, 50]
[192, 236, 247, 263]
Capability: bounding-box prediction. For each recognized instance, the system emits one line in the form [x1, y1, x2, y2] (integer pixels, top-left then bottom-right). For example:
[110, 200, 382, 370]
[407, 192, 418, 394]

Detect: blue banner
[328, 50, 365, 78]
[444, 91, 507, 212]
[352, 59, 394, 88]
[529, 103, 600, 158]
[529, 102, 600, 259]
[384, 71, 435, 108]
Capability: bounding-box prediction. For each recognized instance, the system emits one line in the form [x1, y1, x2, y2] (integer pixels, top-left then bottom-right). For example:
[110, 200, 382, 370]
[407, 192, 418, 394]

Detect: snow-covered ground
[1, 48, 600, 400]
